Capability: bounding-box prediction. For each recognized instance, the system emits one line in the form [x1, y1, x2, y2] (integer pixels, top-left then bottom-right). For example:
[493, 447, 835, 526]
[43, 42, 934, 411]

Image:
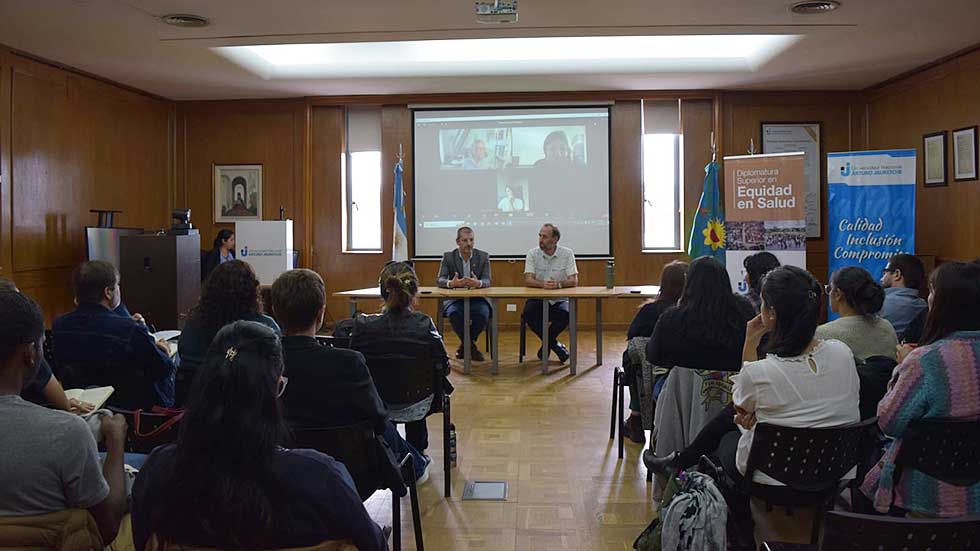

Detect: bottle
[605, 260, 615, 289]
[449, 423, 458, 468]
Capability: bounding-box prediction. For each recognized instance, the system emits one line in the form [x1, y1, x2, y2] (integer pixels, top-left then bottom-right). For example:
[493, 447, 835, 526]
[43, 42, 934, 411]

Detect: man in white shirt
[523, 223, 578, 363]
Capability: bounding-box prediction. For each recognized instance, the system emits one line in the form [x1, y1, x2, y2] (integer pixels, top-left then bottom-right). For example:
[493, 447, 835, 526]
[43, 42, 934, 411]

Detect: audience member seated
[742, 252, 781, 313]
[350, 261, 452, 456]
[176, 260, 280, 405]
[0, 287, 128, 545]
[818, 266, 898, 361]
[201, 228, 235, 282]
[52, 261, 176, 408]
[272, 268, 429, 483]
[645, 267, 859, 483]
[620, 260, 688, 443]
[132, 321, 387, 551]
[716, 266, 859, 538]
[861, 261, 980, 517]
[879, 253, 928, 341]
[645, 256, 756, 375]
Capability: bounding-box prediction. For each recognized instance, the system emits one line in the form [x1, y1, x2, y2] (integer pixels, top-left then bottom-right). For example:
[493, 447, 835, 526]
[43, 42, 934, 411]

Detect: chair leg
[485, 327, 491, 355]
[408, 474, 424, 551]
[610, 369, 620, 439]
[519, 315, 526, 363]
[392, 486, 401, 551]
[444, 396, 452, 498]
[646, 437, 654, 482]
[617, 371, 625, 459]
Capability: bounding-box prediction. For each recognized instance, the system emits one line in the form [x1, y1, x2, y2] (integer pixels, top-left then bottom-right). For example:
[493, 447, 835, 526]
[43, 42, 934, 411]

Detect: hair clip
[225, 347, 238, 362]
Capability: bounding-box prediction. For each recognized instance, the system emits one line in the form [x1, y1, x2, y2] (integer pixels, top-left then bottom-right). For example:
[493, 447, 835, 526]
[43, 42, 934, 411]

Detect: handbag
[110, 406, 185, 454]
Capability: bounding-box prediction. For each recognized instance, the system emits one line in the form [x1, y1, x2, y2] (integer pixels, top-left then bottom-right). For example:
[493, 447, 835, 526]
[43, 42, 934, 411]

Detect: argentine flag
[392, 161, 409, 261]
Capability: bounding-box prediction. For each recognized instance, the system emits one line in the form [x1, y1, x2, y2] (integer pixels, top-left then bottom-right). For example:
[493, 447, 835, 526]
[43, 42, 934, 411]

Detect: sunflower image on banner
[688, 161, 726, 262]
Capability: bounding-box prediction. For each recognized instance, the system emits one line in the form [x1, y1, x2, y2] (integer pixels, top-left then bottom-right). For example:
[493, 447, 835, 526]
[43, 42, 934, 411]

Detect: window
[641, 100, 683, 251]
[343, 107, 383, 252]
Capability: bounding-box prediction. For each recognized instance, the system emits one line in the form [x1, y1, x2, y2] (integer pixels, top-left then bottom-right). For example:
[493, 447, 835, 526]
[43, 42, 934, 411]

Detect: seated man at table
[52, 261, 176, 408]
[523, 223, 578, 363]
[437, 226, 492, 361]
[272, 268, 430, 483]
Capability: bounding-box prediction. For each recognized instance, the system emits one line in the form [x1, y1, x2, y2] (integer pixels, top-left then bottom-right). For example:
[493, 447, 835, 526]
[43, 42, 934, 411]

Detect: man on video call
[437, 227, 492, 361]
[523, 223, 578, 363]
[463, 139, 494, 170]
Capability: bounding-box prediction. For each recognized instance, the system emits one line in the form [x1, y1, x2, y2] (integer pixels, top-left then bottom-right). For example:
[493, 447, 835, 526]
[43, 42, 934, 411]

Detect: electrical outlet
[506, 303, 517, 312]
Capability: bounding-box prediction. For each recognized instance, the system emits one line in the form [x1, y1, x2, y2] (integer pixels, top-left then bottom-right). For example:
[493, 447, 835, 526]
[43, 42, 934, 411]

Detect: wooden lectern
[119, 233, 201, 330]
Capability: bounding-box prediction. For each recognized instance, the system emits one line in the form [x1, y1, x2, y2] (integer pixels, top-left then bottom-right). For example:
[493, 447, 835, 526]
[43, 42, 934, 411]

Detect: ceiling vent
[790, 1, 840, 14]
[160, 14, 210, 28]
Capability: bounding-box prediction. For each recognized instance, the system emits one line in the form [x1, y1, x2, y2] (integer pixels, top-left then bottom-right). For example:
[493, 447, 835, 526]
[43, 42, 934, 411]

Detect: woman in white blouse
[719, 266, 861, 537]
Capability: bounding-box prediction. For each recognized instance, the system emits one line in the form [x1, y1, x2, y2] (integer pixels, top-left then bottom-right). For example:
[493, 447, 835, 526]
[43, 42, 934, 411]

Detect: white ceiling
[1, 0, 978, 100]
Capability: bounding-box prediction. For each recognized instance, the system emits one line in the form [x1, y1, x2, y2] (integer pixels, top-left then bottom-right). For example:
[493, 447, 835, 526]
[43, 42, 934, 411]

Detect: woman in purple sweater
[861, 261, 980, 516]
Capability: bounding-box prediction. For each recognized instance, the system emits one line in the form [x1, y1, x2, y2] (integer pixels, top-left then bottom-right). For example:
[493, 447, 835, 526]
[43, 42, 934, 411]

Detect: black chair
[293, 422, 424, 551]
[56, 358, 157, 411]
[741, 418, 879, 544]
[436, 298, 493, 359]
[762, 510, 980, 551]
[358, 343, 453, 498]
[895, 419, 980, 492]
[519, 313, 527, 363]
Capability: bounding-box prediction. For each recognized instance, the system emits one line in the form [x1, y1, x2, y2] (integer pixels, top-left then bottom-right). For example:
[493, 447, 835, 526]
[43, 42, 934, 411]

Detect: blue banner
[827, 149, 916, 286]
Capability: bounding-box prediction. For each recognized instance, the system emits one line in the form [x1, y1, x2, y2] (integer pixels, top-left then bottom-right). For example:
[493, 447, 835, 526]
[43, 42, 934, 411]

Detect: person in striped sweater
[861, 260, 980, 516]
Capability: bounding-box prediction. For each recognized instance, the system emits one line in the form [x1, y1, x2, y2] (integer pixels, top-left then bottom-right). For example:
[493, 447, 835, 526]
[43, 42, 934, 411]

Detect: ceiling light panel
[215, 35, 800, 79]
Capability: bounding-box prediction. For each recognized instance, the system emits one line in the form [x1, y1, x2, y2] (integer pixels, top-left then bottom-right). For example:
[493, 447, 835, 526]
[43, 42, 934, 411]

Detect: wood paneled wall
[863, 47, 980, 261]
[174, 99, 309, 267]
[0, 49, 173, 322]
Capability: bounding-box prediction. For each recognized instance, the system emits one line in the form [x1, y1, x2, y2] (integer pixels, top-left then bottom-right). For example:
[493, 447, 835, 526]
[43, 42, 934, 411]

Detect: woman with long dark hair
[620, 260, 688, 442]
[818, 266, 898, 361]
[350, 261, 451, 456]
[131, 321, 386, 551]
[201, 229, 235, 282]
[861, 261, 980, 517]
[645, 256, 755, 371]
[176, 260, 280, 405]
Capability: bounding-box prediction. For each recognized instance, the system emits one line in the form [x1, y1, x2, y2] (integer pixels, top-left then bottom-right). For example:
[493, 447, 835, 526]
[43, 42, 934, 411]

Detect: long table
[334, 285, 659, 376]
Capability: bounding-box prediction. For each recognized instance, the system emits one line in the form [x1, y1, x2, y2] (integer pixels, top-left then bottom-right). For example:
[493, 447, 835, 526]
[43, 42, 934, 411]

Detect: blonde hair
[379, 262, 419, 313]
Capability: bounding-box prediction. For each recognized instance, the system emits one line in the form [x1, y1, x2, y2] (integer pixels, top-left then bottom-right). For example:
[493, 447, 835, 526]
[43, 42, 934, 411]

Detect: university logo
[840, 162, 852, 177]
[240, 246, 249, 257]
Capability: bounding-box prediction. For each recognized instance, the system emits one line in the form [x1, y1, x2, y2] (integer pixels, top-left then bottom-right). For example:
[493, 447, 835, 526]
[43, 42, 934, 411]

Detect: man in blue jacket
[437, 227, 492, 361]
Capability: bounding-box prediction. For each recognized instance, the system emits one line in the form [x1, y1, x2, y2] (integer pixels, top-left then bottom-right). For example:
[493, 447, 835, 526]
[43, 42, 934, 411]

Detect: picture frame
[922, 131, 947, 187]
[214, 164, 262, 222]
[761, 122, 823, 238]
[952, 126, 978, 182]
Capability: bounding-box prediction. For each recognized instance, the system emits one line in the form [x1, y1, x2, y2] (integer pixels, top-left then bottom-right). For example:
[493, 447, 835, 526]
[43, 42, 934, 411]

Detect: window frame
[641, 132, 684, 253]
[343, 108, 383, 253]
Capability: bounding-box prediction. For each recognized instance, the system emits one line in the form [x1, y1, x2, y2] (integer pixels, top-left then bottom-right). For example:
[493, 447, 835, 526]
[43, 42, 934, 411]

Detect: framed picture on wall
[214, 164, 262, 222]
[952, 126, 978, 181]
[761, 122, 823, 238]
[922, 131, 947, 187]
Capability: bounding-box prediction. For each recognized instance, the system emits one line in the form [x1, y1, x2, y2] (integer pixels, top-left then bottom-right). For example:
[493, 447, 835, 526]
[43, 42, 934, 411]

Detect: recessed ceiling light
[215, 35, 801, 80]
[790, 1, 841, 14]
[161, 14, 209, 28]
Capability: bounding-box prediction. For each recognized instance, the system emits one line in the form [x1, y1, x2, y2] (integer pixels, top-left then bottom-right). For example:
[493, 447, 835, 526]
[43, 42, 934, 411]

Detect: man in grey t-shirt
[0, 286, 128, 545]
[523, 223, 579, 362]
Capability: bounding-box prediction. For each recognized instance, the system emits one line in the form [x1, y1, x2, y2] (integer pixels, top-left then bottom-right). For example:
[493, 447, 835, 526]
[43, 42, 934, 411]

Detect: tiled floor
[363, 329, 657, 551]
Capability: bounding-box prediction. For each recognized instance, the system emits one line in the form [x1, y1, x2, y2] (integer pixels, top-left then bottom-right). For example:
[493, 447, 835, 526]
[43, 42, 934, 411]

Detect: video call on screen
[413, 107, 611, 257]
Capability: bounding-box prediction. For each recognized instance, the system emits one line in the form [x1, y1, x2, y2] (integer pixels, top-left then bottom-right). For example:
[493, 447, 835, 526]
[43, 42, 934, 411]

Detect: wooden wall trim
[0, 51, 11, 277]
[863, 42, 980, 99]
[308, 90, 719, 106]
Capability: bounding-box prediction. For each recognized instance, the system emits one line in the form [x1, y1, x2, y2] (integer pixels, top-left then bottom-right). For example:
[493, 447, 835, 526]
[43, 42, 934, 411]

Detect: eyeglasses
[824, 284, 833, 295]
[277, 376, 289, 397]
[882, 267, 897, 274]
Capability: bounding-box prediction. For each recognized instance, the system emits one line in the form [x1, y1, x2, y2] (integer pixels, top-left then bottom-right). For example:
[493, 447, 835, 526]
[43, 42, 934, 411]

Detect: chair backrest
[357, 342, 437, 407]
[745, 418, 878, 493]
[819, 510, 980, 551]
[291, 421, 404, 500]
[897, 419, 980, 487]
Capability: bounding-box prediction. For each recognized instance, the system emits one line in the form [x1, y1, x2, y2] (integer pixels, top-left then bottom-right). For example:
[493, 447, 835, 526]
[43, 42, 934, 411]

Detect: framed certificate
[923, 131, 947, 187]
[762, 122, 823, 238]
[952, 126, 977, 182]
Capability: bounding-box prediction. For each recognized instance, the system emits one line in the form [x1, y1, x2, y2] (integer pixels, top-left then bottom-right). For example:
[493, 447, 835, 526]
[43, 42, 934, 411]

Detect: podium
[119, 233, 201, 330]
[235, 220, 295, 285]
